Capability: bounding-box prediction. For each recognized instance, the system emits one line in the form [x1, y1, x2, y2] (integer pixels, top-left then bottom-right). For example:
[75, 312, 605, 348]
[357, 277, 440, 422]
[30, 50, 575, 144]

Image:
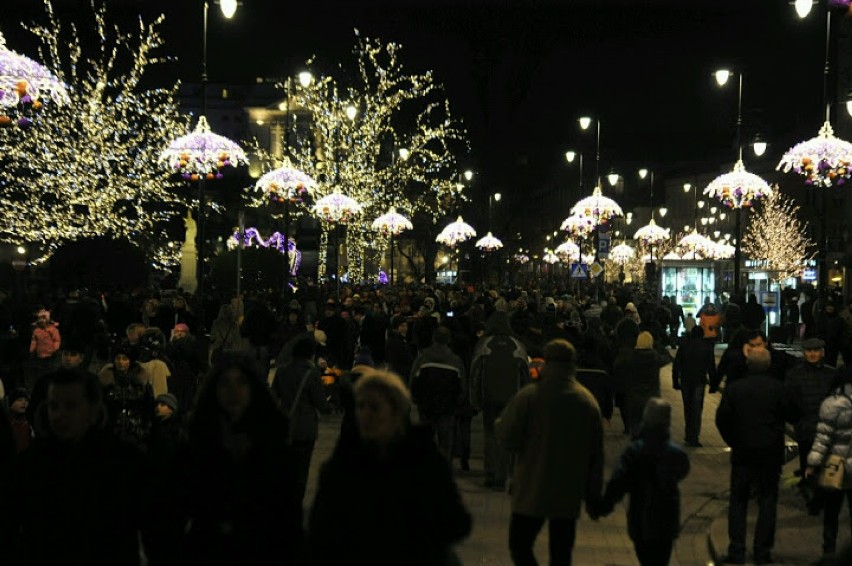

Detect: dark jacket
[620, 349, 663, 434]
[385, 330, 414, 379]
[308, 426, 471, 565]
[784, 361, 837, 442]
[1, 431, 146, 564]
[716, 369, 786, 465]
[602, 437, 690, 542]
[672, 334, 716, 388]
[470, 314, 529, 408]
[273, 358, 331, 443]
[576, 368, 614, 421]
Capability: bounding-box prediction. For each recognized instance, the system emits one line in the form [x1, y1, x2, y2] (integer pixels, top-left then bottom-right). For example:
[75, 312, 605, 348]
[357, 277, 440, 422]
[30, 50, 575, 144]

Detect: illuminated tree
[0, 1, 187, 264]
[742, 188, 815, 283]
[247, 34, 467, 282]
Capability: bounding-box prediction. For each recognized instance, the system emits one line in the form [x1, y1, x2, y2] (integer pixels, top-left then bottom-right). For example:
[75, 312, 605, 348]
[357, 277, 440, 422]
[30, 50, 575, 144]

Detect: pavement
[300, 346, 848, 565]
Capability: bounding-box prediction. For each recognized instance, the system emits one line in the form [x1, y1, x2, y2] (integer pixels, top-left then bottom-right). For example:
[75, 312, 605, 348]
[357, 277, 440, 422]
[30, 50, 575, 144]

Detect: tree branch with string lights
[0, 0, 188, 265]
[246, 33, 467, 282]
[741, 188, 815, 284]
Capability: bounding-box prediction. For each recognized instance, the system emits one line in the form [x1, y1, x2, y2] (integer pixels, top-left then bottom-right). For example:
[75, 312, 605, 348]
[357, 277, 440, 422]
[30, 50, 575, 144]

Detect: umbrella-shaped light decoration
[581, 253, 595, 265]
[777, 121, 852, 187]
[555, 241, 580, 262]
[436, 216, 476, 247]
[570, 186, 624, 225]
[560, 213, 596, 239]
[313, 192, 362, 223]
[704, 160, 773, 208]
[542, 251, 560, 264]
[160, 116, 249, 180]
[676, 232, 715, 258]
[711, 240, 736, 259]
[662, 251, 681, 261]
[514, 253, 530, 264]
[256, 165, 316, 205]
[610, 243, 635, 265]
[0, 32, 69, 129]
[633, 218, 670, 245]
[475, 232, 503, 252]
[372, 208, 413, 236]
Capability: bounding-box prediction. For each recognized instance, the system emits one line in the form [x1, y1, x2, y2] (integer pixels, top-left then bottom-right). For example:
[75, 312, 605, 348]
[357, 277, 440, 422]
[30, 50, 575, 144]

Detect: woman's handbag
[818, 454, 846, 491]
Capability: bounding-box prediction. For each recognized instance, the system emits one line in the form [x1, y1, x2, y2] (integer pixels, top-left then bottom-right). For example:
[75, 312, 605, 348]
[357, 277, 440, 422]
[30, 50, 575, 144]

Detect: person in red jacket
[28, 309, 61, 388]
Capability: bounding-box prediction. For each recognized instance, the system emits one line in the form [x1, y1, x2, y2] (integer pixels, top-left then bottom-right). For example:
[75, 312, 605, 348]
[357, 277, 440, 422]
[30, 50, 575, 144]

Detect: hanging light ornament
[662, 251, 682, 261]
[676, 232, 715, 258]
[160, 116, 248, 181]
[555, 241, 580, 262]
[256, 165, 316, 205]
[513, 253, 530, 264]
[570, 186, 624, 225]
[704, 160, 773, 208]
[633, 218, 670, 245]
[436, 216, 476, 247]
[542, 251, 560, 264]
[313, 192, 363, 223]
[777, 121, 852, 187]
[475, 232, 503, 252]
[371, 207, 413, 236]
[0, 32, 69, 129]
[610, 243, 635, 265]
[560, 213, 596, 238]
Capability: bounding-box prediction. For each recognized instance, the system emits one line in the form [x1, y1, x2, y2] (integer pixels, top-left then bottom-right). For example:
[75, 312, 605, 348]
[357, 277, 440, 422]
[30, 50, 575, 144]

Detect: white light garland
[160, 116, 248, 179]
[475, 231, 503, 251]
[777, 121, 852, 187]
[555, 241, 580, 261]
[570, 186, 623, 225]
[633, 218, 670, 245]
[704, 160, 772, 208]
[610, 243, 635, 264]
[436, 215, 476, 247]
[371, 207, 413, 236]
[313, 192, 363, 223]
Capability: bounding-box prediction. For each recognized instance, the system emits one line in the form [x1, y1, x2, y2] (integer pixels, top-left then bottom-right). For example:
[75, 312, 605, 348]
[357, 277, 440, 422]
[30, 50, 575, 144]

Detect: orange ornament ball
[0, 115, 11, 127]
[217, 161, 225, 168]
[32, 100, 43, 110]
[802, 157, 812, 165]
[15, 80, 28, 95]
[190, 174, 200, 181]
[206, 173, 215, 180]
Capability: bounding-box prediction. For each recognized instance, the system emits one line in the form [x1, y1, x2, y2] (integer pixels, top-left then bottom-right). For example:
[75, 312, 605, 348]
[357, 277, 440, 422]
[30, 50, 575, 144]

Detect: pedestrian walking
[617, 331, 663, 438]
[716, 348, 786, 565]
[672, 326, 716, 447]
[308, 369, 471, 565]
[805, 366, 852, 564]
[496, 339, 604, 566]
[597, 398, 690, 566]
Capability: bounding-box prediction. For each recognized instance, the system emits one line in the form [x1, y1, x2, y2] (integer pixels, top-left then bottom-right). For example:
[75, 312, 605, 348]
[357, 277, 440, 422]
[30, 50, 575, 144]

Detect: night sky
[2, 0, 845, 234]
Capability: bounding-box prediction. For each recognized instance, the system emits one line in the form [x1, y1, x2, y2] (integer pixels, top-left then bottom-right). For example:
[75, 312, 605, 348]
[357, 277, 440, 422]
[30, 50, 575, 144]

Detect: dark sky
[3, 0, 847, 231]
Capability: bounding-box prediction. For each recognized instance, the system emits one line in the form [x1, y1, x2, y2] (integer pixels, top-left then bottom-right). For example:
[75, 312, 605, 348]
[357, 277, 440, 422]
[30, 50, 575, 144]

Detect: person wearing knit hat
[155, 393, 179, 419]
[495, 338, 604, 564]
[615, 330, 663, 438]
[8, 388, 32, 453]
[596, 398, 690, 565]
[624, 302, 641, 324]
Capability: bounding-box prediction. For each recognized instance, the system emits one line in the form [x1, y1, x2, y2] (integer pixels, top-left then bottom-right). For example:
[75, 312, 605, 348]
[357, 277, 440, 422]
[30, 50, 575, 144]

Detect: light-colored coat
[807, 382, 852, 471]
[496, 365, 603, 518]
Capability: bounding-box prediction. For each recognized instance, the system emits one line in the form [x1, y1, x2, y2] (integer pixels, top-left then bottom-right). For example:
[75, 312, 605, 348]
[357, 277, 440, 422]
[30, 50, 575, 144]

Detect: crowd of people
[0, 282, 851, 564]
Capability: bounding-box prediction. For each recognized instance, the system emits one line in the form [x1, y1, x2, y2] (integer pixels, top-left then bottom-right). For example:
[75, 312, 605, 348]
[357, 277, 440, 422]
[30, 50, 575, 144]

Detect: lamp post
[578, 116, 602, 185]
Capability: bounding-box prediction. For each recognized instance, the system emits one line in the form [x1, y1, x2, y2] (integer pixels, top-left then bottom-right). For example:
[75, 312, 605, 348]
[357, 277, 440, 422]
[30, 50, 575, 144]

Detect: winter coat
[273, 358, 331, 443]
[742, 297, 766, 330]
[602, 437, 690, 542]
[98, 363, 154, 450]
[716, 370, 786, 465]
[308, 426, 471, 565]
[209, 305, 242, 358]
[672, 334, 716, 387]
[785, 361, 837, 442]
[576, 368, 614, 421]
[496, 366, 604, 518]
[470, 313, 528, 409]
[385, 330, 414, 379]
[410, 344, 464, 419]
[1, 430, 146, 564]
[807, 383, 852, 473]
[29, 323, 60, 359]
[619, 349, 662, 426]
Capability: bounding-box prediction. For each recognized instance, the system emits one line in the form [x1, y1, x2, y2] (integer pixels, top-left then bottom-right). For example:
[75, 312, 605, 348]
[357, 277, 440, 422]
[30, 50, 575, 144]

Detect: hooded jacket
[807, 382, 852, 473]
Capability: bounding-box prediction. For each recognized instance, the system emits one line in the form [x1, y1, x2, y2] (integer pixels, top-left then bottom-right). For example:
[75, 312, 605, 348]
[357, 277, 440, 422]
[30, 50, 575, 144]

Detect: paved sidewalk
[302, 348, 843, 565]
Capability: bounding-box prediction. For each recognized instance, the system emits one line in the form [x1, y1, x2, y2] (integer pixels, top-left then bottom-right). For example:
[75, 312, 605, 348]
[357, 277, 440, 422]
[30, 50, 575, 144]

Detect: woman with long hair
[183, 352, 303, 564]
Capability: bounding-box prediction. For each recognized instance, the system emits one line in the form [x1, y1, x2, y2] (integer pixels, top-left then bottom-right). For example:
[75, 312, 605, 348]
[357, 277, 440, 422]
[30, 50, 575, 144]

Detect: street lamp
[398, 147, 410, 161]
[578, 115, 603, 185]
[795, 0, 814, 19]
[345, 104, 357, 121]
[607, 171, 619, 187]
[219, 0, 238, 18]
[659, 207, 668, 218]
[464, 170, 474, 181]
[638, 168, 648, 179]
[683, 183, 692, 193]
[752, 134, 768, 157]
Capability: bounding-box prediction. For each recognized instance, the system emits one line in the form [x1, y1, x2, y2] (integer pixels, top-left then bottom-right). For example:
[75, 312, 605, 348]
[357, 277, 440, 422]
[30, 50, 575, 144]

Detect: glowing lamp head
[697, 200, 705, 209]
[638, 168, 648, 179]
[565, 151, 576, 163]
[298, 71, 313, 87]
[795, 0, 813, 19]
[578, 116, 592, 130]
[464, 170, 474, 181]
[219, 0, 238, 19]
[753, 141, 767, 156]
[683, 183, 692, 193]
[345, 105, 357, 120]
[714, 69, 731, 87]
[493, 193, 502, 202]
[398, 147, 410, 161]
[607, 172, 619, 186]
[16, 246, 26, 255]
[847, 99, 852, 119]
[658, 207, 668, 218]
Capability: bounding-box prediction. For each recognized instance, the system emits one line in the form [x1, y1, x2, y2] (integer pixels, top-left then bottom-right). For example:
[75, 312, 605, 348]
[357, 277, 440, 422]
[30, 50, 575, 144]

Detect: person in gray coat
[273, 335, 331, 502]
[805, 367, 852, 562]
[496, 339, 603, 566]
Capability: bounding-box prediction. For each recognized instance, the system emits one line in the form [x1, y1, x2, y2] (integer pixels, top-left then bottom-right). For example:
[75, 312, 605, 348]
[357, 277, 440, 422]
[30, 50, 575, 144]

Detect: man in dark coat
[715, 348, 786, 565]
[784, 337, 837, 475]
[352, 305, 386, 365]
[317, 300, 348, 368]
[673, 325, 716, 446]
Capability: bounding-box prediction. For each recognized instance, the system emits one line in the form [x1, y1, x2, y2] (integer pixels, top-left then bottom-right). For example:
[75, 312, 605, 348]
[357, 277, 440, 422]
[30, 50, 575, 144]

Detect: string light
[436, 216, 476, 247]
[742, 188, 815, 282]
[0, 3, 188, 264]
[703, 159, 772, 208]
[570, 186, 624, 225]
[777, 121, 852, 187]
[475, 232, 503, 252]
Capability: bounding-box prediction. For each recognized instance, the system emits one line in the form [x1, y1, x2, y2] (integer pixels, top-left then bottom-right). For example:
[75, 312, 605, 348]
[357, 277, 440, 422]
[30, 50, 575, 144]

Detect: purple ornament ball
[17, 117, 32, 129]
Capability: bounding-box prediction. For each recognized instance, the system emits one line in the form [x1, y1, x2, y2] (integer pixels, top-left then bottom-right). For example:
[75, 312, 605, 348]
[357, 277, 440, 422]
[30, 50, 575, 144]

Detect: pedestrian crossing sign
[570, 263, 588, 278]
